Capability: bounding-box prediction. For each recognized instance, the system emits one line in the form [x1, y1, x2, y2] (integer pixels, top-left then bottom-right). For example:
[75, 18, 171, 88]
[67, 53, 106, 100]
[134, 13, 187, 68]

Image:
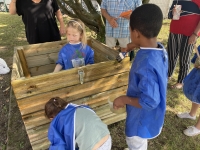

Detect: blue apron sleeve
[138, 68, 160, 111]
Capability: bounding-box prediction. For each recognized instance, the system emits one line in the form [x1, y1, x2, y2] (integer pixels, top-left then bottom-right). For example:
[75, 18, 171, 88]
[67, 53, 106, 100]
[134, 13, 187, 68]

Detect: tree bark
[57, 0, 149, 42]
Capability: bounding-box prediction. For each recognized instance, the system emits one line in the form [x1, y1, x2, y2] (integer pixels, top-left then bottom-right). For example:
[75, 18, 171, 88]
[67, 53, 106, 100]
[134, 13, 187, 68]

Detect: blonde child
[54, 18, 94, 72]
[45, 97, 111, 150]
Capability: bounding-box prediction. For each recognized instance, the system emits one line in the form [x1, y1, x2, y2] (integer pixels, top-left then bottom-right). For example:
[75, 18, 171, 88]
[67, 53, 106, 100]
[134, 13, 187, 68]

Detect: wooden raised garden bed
[11, 38, 131, 150]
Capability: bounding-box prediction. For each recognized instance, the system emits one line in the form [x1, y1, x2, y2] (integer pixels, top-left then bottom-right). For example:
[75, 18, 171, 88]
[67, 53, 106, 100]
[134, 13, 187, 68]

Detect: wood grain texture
[12, 58, 130, 99]
[11, 49, 25, 80]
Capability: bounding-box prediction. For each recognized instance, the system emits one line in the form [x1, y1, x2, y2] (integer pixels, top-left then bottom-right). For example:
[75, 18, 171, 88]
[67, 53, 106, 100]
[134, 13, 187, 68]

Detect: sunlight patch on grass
[0, 25, 7, 27]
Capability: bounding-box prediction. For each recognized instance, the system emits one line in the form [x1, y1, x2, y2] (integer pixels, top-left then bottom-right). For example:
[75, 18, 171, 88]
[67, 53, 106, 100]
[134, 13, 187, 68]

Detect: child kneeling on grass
[45, 97, 111, 150]
[177, 45, 200, 136]
[113, 4, 168, 150]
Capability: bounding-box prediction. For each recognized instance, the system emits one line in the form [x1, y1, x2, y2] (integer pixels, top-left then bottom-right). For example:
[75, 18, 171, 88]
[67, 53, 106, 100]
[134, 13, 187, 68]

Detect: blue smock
[48, 104, 90, 150]
[183, 46, 200, 104]
[56, 43, 94, 70]
[126, 43, 168, 139]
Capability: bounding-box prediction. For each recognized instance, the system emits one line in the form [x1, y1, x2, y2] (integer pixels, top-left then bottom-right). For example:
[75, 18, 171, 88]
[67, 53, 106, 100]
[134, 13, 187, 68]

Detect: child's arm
[85, 46, 94, 65]
[53, 64, 63, 72]
[113, 95, 141, 109]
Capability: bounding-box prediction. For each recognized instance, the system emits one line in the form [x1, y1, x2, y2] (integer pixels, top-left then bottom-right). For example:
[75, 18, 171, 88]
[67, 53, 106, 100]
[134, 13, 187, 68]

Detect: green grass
[1, 12, 200, 150]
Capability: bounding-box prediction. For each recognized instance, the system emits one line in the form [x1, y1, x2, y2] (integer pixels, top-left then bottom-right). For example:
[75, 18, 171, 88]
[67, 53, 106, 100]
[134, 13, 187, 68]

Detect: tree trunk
[57, 0, 149, 42]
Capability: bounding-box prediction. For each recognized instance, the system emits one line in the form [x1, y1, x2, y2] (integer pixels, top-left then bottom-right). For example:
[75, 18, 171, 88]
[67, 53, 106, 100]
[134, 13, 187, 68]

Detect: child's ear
[134, 30, 140, 38]
[130, 29, 139, 39]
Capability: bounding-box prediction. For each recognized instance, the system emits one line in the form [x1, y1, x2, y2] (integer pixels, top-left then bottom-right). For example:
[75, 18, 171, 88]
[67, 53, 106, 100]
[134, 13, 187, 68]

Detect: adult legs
[167, 33, 180, 79]
[178, 35, 194, 84]
[105, 36, 117, 48]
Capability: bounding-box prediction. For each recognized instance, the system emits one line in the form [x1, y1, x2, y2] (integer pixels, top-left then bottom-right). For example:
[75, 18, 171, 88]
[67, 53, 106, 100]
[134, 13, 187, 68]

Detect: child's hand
[121, 43, 137, 52]
[113, 96, 125, 109]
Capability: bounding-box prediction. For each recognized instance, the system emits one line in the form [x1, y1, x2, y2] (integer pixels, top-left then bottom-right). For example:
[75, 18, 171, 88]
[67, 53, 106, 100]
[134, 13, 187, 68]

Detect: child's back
[113, 4, 168, 150]
[45, 97, 111, 150]
[126, 44, 168, 138]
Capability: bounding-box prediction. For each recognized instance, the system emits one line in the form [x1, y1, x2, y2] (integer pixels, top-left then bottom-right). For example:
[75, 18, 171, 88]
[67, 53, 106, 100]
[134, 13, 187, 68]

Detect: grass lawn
[0, 12, 200, 150]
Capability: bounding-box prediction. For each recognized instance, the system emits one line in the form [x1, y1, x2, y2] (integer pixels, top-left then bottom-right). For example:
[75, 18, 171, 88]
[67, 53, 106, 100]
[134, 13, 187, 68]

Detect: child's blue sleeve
[85, 46, 94, 65]
[56, 48, 64, 67]
[191, 46, 200, 64]
[138, 68, 161, 111]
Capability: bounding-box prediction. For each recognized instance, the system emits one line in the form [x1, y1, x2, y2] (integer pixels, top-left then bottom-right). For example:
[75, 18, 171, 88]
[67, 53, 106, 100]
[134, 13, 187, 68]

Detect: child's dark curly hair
[130, 4, 163, 38]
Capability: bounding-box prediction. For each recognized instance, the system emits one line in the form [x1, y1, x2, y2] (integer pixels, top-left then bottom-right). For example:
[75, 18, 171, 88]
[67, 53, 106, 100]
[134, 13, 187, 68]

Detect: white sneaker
[177, 112, 196, 120]
[124, 148, 129, 150]
[183, 126, 200, 136]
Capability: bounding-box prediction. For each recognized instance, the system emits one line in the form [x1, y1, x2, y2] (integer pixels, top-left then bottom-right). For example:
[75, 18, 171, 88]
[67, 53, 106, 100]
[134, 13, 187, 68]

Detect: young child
[177, 45, 200, 136]
[45, 97, 111, 150]
[54, 18, 94, 72]
[113, 4, 168, 150]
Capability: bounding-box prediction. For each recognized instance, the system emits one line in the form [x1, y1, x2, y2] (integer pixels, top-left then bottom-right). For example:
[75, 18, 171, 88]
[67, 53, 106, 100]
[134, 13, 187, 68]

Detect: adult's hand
[59, 23, 66, 36]
[108, 17, 118, 28]
[188, 34, 197, 45]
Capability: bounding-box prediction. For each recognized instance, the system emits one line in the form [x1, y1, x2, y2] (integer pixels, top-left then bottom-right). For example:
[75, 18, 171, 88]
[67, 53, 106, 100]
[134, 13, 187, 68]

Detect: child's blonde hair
[66, 18, 87, 45]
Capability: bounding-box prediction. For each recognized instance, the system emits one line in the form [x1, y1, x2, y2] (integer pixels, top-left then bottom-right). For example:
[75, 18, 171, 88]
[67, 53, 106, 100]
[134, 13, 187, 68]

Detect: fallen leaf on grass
[3, 86, 10, 93]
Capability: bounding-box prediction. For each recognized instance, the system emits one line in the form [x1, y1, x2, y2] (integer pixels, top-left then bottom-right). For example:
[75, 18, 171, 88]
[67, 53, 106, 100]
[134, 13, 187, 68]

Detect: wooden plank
[11, 49, 24, 80]
[23, 39, 93, 57]
[21, 86, 127, 129]
[28, 50, 111, 76]
[27, 110, 126, 150]
[26, 52, 58, 68]
[12, 57, 131, 99]
[19, 40, 67, 56]
[90, 38, 119, 60]
[24, 47, 62, 58]
[31, 137, 49, 150]
[17, 49, 31, 78]
[17, 73, 128, 115]
[94, 47, 112, 63]
[27, 124, 49, 143]
[103, 113, 126, 125]
[29, 64, 56, 77]
[23, 111, 49, 130]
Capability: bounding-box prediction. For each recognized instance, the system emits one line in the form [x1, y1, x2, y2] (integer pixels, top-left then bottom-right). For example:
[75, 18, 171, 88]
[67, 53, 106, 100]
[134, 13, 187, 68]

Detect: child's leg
[183, 104, 200, 136]
[96, 135, 112, 150]
[177, 102, 199, 120]
[126, 136, 147, 150]
[189, 102, 200, 117]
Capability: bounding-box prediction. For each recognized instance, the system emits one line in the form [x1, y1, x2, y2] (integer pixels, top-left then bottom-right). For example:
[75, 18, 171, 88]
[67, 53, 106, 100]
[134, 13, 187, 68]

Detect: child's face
[66, 27, 82, 44]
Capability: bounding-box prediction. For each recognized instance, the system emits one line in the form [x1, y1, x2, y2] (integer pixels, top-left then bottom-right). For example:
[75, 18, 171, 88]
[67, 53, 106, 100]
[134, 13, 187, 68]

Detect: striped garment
[167, 0, 200, 83]
[101, 0, 142, 38]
